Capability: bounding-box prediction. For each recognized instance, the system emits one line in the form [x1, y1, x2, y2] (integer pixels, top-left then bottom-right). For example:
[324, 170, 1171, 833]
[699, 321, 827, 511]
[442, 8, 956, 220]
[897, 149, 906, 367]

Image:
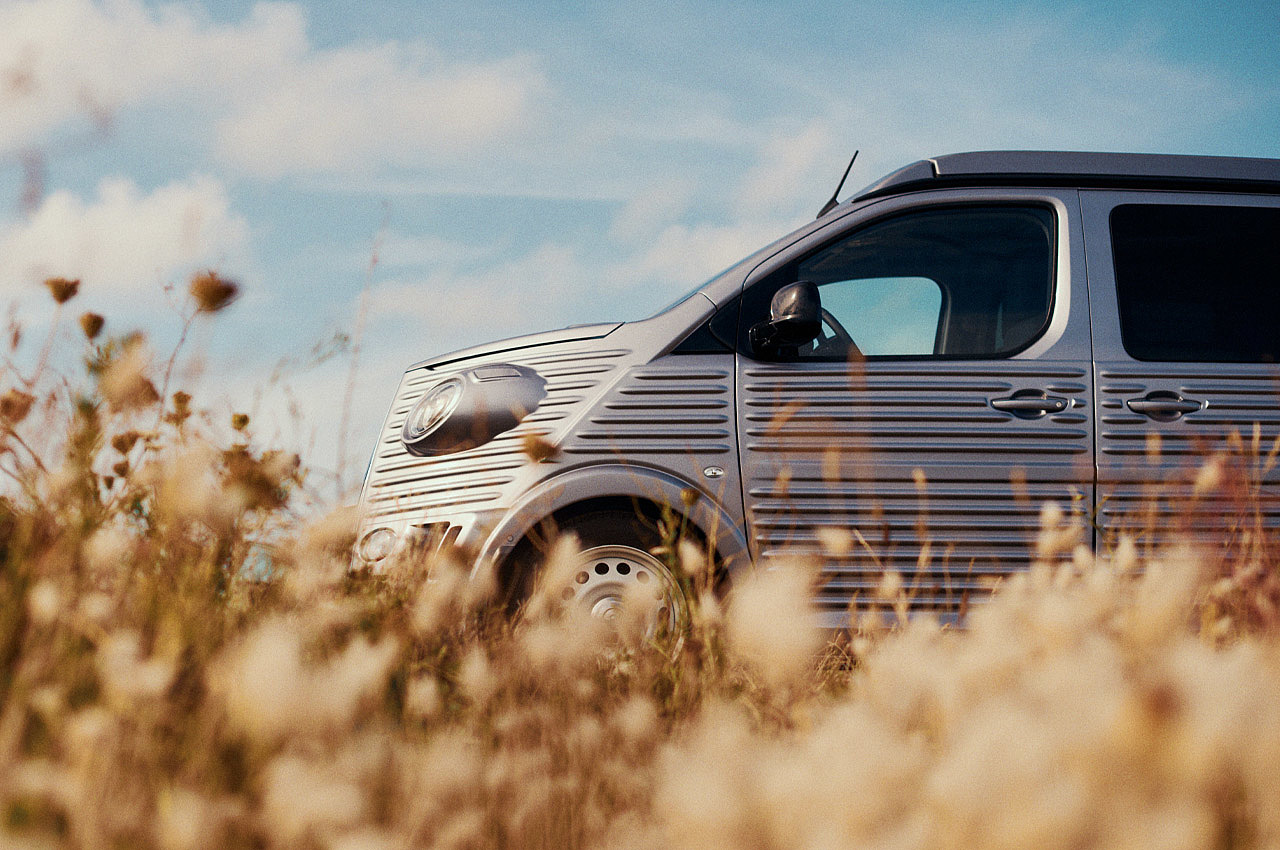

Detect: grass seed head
[726, 560, 823, 690]
[26, 579, 61, 626]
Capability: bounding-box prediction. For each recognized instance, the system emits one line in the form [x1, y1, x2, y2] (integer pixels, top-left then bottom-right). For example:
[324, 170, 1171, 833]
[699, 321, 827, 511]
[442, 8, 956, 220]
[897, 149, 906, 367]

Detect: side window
[749, 205, 1056, 360]
[815, 276, 942, 355]
[1111, 204, 1280, 362]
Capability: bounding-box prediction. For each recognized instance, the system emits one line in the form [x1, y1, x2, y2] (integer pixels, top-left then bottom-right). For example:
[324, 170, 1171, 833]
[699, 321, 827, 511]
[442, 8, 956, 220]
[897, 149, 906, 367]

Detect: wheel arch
[473, 463, 751, 584]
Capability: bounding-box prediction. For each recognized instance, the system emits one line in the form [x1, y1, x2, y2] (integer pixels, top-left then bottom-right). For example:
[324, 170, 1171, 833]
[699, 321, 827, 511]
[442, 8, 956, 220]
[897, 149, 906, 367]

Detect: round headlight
[358, 527, 397, 562]
[403, 378, 463, 442]
[400, 364, 547, 457]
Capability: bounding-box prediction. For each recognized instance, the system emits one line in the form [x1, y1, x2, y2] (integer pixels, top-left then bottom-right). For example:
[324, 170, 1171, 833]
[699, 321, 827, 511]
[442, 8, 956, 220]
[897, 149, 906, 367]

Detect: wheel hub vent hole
[617, 563, 631, 575]
[594, 562, 609, 575]
[636, 571, 650, 583]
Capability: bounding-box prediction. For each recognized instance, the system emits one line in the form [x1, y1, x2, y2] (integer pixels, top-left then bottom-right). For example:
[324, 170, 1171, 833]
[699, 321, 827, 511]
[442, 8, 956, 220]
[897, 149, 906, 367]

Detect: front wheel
[543, 510, 690, 636]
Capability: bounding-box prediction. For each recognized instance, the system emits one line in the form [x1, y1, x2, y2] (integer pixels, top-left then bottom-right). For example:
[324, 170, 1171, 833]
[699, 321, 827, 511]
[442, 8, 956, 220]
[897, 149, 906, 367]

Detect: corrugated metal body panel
[1096, 362, 1280, 546]
[557, 355, 746, 526]
[739, 361, 1094, 614]
[362, 346, 631, 521]
[562, 361, 735, 458]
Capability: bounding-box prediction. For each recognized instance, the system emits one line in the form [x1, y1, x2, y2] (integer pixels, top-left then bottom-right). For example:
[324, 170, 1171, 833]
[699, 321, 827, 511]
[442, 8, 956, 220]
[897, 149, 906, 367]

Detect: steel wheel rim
[567, 544, 687, 635]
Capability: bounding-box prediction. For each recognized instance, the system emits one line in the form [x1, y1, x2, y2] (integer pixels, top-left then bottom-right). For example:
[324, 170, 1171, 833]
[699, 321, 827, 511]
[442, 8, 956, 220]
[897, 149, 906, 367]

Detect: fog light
[359, 527, 397, 562]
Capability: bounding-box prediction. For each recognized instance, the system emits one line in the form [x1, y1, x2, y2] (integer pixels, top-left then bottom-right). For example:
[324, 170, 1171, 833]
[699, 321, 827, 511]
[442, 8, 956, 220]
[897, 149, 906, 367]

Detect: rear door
[1082, 191, 1280, 554]
[736, 190, 1094, 625]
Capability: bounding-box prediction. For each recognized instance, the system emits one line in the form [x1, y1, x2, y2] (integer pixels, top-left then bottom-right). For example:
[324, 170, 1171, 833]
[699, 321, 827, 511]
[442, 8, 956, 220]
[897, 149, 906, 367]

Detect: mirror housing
[750, 280, 822, 355]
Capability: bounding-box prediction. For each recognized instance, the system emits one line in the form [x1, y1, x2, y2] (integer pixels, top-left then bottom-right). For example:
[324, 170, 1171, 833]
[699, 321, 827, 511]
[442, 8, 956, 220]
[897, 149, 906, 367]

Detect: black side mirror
[750, 280, 822, 355]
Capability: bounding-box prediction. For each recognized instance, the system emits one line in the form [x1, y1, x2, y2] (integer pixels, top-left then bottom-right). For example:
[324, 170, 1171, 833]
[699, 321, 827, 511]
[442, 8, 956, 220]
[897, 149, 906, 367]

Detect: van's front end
[350, 284, 753, 619]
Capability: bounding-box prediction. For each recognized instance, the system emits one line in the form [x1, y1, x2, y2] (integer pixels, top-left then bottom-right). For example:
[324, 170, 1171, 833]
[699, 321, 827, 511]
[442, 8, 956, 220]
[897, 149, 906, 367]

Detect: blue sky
[2, 0, 1278, 501]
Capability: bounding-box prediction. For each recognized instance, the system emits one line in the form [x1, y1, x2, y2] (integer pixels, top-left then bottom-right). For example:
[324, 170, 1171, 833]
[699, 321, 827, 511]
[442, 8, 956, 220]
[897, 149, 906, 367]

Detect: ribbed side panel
[1096, 363, 1280, 548]
[562, 362, 734, 458]
[362, 347, 629, 521]
[740, 361, 1094, 613]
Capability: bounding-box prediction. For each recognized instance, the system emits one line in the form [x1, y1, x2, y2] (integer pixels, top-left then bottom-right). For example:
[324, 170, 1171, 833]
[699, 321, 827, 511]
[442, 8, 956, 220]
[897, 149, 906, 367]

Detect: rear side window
[1112, 204, 1280, 362]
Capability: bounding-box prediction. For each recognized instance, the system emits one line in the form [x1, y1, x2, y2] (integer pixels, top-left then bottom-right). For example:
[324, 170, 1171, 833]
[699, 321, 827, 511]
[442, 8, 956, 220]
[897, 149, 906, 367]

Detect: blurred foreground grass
[3, 277, 1280, 850]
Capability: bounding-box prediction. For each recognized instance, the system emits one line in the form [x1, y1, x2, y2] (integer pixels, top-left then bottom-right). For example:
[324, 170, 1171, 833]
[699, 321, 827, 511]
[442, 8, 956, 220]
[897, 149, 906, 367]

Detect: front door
[736, 192, 1094, 625]
[1082, 191, 1280, 559]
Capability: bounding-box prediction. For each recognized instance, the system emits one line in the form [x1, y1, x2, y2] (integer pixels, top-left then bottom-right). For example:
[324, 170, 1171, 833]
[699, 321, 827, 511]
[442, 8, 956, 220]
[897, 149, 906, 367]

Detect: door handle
[1126, 391, 1203, 421]
[990, 390, 1068, 419]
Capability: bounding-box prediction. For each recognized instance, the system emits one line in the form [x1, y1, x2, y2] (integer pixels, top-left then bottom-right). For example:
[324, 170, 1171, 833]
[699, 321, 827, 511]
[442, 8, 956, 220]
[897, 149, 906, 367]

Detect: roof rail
[853, 150, 1280, 201]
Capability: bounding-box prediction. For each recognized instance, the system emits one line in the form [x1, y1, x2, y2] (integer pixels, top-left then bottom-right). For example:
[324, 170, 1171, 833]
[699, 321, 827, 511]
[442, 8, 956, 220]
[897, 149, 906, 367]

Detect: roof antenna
[816, 150, 858, 218]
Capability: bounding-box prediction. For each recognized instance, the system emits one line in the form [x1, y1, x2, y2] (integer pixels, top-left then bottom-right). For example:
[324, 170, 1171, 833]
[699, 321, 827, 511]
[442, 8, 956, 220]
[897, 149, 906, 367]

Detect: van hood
[416, 322, 624, 371]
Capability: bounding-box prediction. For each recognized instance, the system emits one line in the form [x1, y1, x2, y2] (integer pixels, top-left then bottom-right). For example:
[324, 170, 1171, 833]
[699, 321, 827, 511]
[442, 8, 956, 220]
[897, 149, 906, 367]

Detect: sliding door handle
[990, 390, 1068, 419]
[1126, 391, 1203, 421]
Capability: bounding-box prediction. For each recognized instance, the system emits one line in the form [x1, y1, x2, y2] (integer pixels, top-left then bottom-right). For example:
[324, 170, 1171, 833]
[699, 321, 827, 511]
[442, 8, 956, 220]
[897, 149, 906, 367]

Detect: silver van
[353, 151, 1280, 626]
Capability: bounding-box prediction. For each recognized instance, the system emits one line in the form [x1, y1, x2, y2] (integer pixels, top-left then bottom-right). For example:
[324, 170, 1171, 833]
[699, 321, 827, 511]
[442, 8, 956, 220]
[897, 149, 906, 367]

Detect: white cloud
[607, 179, 695, 245]
[629, 220, 788, 287]
[0, 0, 546, 175]
[734, 121, 840, 219]
[0, 174, 248, 298]
[365, 243, 596, 335]
[371, 231, 497, 271]
[216, 48, 545, 177]
[0, 0, 303, 154]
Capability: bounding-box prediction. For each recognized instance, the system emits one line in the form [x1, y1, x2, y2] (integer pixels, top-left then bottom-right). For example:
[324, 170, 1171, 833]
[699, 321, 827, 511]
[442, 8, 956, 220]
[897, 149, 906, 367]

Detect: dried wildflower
[1035, 500, 1080, 559]
[97, 630, 176, 705]
[0, 387, 34, 424]
[214, 619, 398, 743]
[817, 526, 852, 557]
[110, 430, 140, 454]
[879, 569, 904, 599]
[221, 445, 300, 511]
[100, 337, 160, 411]
[522, 433, 560, 463]
[726, 560, 823, 688]
[679, 487, 700, 508]
[263, 756, 366, 844]
[78, 591, 114, 624]
[152, 445, 232, 528]
[405, 675, 443, 720]
[79, 311, 104, 339]
[458, 647, 496, 706]
[1193, 455, 1225, 496]
[231, 412, 249, 431]
[156, 788, 214, 850]
[822, 445, 841, 481]
[165, 390, 192, 426]
[44, 276, 79, 304]
[27, 579, 60, 626]
[112, 460, 129, 477]
[214, 618, 306, 742]
[189, 270, 239, 313]
[678, 538, 712, 582]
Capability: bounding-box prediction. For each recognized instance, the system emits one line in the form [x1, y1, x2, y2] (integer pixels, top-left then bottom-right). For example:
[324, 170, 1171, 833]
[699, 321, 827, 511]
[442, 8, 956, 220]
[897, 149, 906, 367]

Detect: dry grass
[3, 279, 1280, 850]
